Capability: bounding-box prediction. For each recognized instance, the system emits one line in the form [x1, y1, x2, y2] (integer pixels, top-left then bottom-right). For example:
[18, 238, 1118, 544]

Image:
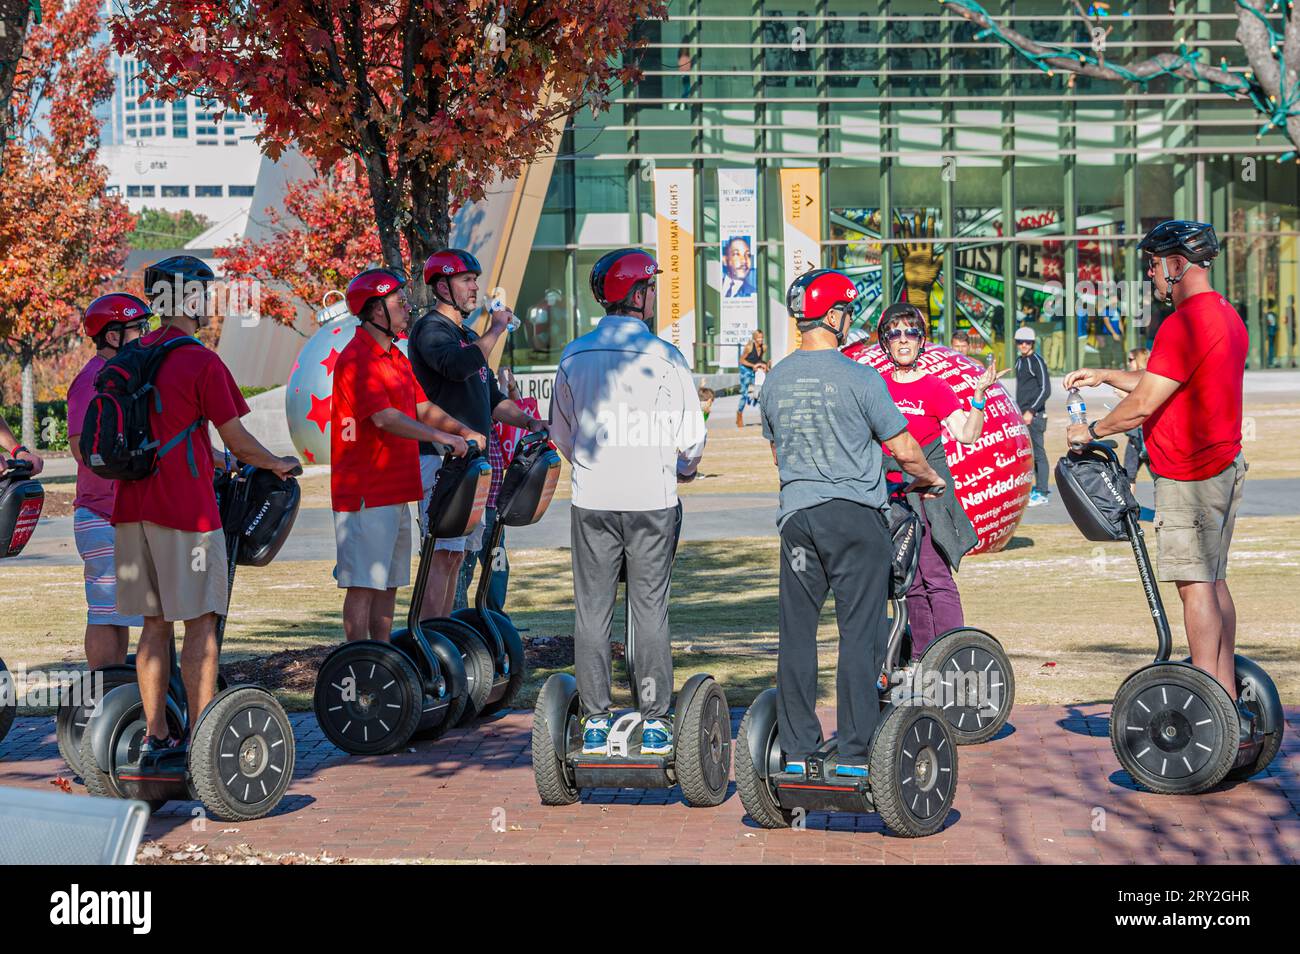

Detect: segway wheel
[314, 641, 422, 755]
[188, 687, 295, 821]
[389, 629, 468, 741]
[675, 678, 731, 807]
[919, 628, 1015, 745]
[0, 657, 16, 746]
[734, 700, 794, 829]
[56, 666, 138, 778]
[444, 628, 494, 727]
[1226, 657, 1285, 781]
[77, 694, 185, 809]
[453, 608, 526, 715]
[1110, 663, 1237, 795]
[870, 705, 957, 838]
[532, 676, 580, 805]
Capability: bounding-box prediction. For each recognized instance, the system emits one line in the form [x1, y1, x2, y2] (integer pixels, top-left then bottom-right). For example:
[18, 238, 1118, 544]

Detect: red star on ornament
[302, 447, 316, 464]
[320, 348, 341, 376]
[306, 392, 332, 433]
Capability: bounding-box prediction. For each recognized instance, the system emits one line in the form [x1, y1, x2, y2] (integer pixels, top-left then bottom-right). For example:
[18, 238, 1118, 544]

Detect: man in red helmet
[760, 270, 943, 780]
[331, 268, 477, 642]
[548, 248, 707, 758]
[408, 248, 543, 620]
[65, 295, 152, 670]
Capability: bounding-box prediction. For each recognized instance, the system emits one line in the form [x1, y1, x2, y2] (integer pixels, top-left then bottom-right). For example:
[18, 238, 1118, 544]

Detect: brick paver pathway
[2, 705, 1296, 864]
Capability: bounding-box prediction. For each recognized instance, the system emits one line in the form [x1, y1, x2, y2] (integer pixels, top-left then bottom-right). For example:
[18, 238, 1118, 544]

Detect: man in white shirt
[549, 248, 707, 758]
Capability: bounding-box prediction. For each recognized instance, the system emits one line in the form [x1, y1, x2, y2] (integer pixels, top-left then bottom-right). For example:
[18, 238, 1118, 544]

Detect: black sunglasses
[884, 327, 924, 342]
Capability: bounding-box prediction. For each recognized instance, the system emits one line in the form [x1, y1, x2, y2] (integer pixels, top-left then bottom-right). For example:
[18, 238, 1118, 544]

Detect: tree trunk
[404, 165, 452, 312]
[0, 0, 34, 178]
[19, 343, 34, 449]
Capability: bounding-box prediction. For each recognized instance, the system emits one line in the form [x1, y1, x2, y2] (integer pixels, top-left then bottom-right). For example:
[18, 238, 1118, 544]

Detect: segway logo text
[49, 884, 151, 934]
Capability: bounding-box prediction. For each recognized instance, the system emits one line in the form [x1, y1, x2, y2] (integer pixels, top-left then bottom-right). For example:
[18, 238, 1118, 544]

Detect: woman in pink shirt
[877, 303, 1002, 658]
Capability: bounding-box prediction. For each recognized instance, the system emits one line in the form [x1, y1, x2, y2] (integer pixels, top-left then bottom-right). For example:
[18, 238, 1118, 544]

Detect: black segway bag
[215, 466, 303, 567]
[1055, 443, 1138, 542]
[426, 448, 492, 539]
[495, 431, 561, 528]
[0, 463, 43, 559]
[888, 496, 922, 598]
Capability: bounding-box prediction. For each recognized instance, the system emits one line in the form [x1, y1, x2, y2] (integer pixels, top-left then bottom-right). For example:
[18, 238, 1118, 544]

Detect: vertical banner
[777, 167, 822, 361]
[653, 167, 697, 368]
[717, 168, 759, 369]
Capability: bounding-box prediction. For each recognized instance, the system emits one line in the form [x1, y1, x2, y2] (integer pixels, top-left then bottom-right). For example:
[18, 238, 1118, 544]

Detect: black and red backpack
[79, 335, 206, 481]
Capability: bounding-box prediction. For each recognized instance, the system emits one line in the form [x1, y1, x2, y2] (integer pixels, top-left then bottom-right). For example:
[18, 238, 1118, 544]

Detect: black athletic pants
[777, 498, 892, 765]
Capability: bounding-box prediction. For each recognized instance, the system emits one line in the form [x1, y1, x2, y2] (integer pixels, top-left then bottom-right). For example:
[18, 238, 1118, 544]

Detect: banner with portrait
[653, 167, 697, 368]
[716, 168, 759, 369]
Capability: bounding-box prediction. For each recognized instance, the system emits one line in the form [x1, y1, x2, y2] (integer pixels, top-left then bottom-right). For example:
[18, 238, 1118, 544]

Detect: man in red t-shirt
[67, 294, 151, 669]
[1065, 221, 1249, 712]
[119, 255, 300, 766]
[331, 269, 477, 642]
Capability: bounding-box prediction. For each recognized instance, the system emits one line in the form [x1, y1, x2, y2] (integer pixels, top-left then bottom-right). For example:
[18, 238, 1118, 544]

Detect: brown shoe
[736, 410, 744, 428]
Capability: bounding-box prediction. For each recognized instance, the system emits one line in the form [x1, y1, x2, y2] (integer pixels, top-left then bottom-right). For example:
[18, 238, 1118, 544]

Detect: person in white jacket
[548, 248, 707, 758]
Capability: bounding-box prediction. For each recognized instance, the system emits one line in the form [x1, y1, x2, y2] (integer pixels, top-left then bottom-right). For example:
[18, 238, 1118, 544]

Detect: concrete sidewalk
[1, 705, 1296, 863]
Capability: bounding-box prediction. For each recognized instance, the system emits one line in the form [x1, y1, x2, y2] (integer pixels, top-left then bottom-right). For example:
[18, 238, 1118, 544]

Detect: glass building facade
[509, 0, 1300, 375]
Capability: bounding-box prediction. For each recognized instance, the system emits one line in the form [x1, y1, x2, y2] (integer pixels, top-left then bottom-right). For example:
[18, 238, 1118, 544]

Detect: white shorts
[419, 455, 487, 553]
[333, 503, 413, 590]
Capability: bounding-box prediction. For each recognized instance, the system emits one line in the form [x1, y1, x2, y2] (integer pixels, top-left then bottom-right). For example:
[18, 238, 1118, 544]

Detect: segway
[440, 430, 557, 723]
[312, 443, 488, 755]
[78, 463, 301, 820]
[0, 457, 44, 747]
[1056, 440, 1285, 794]
[734, 485, 959, 837]
[532, 502, 732, 807]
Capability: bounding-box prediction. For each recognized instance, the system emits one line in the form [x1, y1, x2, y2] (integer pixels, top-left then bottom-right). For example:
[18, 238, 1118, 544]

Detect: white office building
[97, 3, 262, 244]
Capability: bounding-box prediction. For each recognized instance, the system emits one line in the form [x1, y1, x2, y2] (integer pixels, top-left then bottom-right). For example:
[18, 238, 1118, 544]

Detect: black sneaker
[136, 734, 188, 778]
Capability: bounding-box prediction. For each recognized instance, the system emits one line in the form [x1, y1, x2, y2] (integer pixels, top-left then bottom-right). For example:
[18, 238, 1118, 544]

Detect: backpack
[79, 335, 206, 481]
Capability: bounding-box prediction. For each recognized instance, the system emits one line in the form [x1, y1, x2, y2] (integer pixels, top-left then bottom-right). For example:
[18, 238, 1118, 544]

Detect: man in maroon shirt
[331, 268, 476, 643]
[1065, 222, 1250, 720]
[120, 255, 299, 764]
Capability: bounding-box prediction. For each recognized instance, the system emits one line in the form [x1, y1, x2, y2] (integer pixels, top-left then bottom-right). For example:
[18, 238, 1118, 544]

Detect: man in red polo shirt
[332, 268, 480, 642]
[117, 255, 300, 764]
[1065, 222, 1250, 720]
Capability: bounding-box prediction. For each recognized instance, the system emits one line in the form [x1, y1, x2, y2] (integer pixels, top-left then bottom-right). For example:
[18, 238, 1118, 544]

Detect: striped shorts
[73, 507, 143, 627]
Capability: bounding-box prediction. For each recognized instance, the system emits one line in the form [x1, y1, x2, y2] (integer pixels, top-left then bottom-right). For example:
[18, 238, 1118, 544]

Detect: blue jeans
[453, 507, 509, 613]
[738, 366, 756, 410]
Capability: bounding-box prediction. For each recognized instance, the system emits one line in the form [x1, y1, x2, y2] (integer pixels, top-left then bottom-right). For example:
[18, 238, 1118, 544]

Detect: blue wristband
[969, 398, 986, 411]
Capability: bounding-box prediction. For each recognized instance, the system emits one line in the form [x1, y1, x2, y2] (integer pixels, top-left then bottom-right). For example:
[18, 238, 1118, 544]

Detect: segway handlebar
[1, 459, 34, 480]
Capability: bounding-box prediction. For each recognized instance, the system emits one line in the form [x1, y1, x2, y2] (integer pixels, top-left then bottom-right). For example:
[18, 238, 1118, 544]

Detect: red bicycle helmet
[345, 268, 406, 317]
[83, 293, 152, 338]
[786, 269, 859, 322]
[422, 249, 482, 286]
[590, 249, 662, 309]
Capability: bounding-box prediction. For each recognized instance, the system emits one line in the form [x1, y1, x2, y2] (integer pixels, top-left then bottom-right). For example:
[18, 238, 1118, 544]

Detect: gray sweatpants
[572, 505, 678, 720]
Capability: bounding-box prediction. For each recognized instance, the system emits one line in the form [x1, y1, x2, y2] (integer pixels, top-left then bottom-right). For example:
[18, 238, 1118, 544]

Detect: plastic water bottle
[1067, 387, 1087, 426]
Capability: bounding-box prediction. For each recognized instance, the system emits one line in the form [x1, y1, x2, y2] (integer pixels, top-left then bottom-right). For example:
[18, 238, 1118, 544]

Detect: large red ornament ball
[842, 341, 1033, 554]
[285, 304, 409, 467]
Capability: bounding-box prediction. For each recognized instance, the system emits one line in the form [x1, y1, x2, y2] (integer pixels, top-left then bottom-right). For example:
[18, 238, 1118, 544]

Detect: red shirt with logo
[1144, 291, 1247, 482]
[331, 327, 424, 511]
[112, 325, 249, 532]
[881, 371, 960, 478]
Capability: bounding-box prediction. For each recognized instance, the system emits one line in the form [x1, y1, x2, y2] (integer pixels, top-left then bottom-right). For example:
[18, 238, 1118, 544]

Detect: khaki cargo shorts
[115, 522, 230, 621]
[1152, 453, 1247, 583]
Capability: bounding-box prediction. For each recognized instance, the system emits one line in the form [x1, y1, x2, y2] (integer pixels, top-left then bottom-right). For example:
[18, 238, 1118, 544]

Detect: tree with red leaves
[0, 0, 133, 447]
[114, 1, 666, 306]
[215, 160, 396, 328]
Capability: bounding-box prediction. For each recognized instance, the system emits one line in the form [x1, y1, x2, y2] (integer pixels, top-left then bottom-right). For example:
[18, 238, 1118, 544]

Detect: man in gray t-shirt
[760, 349, 906, 527]
[760, 271, 944, 779]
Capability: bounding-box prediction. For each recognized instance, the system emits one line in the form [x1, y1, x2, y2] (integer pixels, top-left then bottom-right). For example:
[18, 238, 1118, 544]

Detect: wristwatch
[1087, 421, 1102, 441]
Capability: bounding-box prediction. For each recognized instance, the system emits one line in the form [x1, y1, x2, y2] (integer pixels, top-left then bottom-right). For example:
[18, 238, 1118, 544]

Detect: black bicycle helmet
[144, 255, 216, 317]
[1138, 220, 1219, 264]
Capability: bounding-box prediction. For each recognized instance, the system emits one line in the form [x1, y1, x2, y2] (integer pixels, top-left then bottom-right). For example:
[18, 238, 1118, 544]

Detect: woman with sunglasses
[876, 302, 1001, 660]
